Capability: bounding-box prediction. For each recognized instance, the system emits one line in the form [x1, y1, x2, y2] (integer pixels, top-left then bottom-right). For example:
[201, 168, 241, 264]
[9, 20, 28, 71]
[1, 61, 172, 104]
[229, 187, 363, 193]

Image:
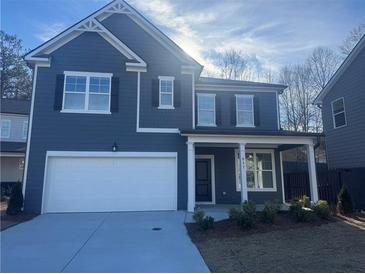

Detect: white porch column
[239, 143, 248, 203]
[306, 143, 319, 202]
[187, 141, 196, 212]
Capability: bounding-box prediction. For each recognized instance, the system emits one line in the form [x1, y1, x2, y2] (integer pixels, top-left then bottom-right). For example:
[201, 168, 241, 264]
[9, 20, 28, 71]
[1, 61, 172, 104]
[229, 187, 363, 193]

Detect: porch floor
[185, 204, 289, 223]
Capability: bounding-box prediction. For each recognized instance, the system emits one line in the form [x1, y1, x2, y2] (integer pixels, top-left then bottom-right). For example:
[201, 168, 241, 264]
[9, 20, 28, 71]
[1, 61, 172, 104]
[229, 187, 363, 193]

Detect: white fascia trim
[314, 35, 365, 105]
[0, 152, 25, 157]
[195, 84, 282, 93]
[64, 71, 113, 77]
[184, 134, 316, 145]
[46, 151, 177, 158]
[137, 128, 180, 133]
[22, 65, 38, 196]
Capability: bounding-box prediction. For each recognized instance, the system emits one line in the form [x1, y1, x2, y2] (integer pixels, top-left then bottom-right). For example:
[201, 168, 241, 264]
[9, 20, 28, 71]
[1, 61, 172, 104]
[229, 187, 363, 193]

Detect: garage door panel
[43, 155, 177, 213]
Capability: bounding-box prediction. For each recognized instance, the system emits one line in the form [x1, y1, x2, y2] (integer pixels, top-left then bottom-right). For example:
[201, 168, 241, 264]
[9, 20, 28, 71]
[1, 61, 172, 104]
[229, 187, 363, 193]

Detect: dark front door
[195, 158, 212, 202]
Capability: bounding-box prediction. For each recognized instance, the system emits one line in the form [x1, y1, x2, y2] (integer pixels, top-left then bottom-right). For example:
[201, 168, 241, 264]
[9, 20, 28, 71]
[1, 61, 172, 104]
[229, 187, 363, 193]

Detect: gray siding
[195, 147, 283, 204]
[322, 46, 365, 168]
[25, 31, 189, 213]
[195, 90, 279, 131]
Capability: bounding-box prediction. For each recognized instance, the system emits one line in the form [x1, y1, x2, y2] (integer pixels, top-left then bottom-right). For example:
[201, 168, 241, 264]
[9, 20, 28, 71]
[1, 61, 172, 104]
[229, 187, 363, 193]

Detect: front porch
[182, 130, 321, 212]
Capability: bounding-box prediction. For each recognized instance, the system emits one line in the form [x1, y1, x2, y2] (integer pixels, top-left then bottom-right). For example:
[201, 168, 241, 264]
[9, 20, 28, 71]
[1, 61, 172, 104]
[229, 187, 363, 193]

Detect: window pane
[262, 171, 274, 188]
[237, 97, 252, 111]
[237, 111, 253, 125]
[199, 96, 214, 110]
[199, 110, 215, 125]
[65, 76, 86, 92]
[335, 112, 346, 127]
[90, 77, 110, 94]
[245, 153, 255, 170]
[64, 93, 85, 110]
[88, 94, 109, 111]
[161, 93, 173, 106]
[247, 171, 255, 188]
[1, 121, 10, 138]
[160, 80, 173, 93]
[332, 99, 344, 114]
[256, 153, 272, 170]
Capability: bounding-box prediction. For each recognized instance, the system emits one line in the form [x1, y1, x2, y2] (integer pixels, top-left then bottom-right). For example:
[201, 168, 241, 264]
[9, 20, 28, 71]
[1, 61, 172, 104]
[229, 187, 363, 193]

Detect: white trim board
[195, 155, 216, 205]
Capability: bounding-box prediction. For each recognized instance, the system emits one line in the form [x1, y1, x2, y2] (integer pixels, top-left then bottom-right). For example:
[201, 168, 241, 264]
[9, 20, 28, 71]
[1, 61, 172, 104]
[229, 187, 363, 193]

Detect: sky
[2, 0, 365, 77]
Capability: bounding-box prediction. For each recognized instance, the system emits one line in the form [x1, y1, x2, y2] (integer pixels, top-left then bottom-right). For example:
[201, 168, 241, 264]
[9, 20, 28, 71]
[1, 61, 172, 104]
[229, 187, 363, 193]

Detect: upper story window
[1, 119, 11, 138]
[236, 95, 254, 127]
[331, 97, 346, 129]
[22, 121, 28, 139]
[62, 71, 112, 114]
[197, 93, 216, 126]
[158, 76, 174, 109]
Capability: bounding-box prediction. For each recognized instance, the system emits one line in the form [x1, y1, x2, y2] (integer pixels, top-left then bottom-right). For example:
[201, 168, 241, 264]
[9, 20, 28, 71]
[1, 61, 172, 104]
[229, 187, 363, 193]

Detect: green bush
[236, 211, 256, 229]
[299, 195, 311, 208]
[6, 182, 23, 216]
[192, 208, 214, 231]
[337, 184, 353, 214]
[312, 200, 330, 219]
[261, 201, 280, 223]
[289, 200, 311, 222]
[242, 200, 256, 217]
[228, 207, 240, 220]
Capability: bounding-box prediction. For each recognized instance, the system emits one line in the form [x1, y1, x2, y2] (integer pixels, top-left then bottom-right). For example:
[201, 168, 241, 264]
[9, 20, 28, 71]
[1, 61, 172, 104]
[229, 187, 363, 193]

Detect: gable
[25, 0, 202, 74]
[314, 35, 365, 105]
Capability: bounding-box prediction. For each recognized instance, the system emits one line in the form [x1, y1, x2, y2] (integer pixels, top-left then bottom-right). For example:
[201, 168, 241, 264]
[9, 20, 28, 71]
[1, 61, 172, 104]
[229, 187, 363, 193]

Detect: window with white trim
[331, 97, 347, 128]
[197, 93, 216, 126]
[1, 119, 11, 138]
[158, 76, 174, 109]
[62, 72, 112, 113]
[22, 121, 28, 139]
[235, 150, 276, 191]
[236, 95, 254, 127]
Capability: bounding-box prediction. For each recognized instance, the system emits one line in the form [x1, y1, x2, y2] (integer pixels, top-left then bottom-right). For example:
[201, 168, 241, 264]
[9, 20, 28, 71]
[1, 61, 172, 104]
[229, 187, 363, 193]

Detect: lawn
[186, 212, 365, 273]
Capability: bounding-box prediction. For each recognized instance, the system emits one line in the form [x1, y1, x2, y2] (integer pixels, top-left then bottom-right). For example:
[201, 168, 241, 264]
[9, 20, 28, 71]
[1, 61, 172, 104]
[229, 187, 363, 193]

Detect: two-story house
[1, 99, 30, 186]
[23, 0, 321, 214]
[314, 34, 365, 209]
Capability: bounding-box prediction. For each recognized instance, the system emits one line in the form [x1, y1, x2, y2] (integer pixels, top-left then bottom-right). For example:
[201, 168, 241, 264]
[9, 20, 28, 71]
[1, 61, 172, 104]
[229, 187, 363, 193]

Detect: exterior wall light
[112, 142, 118, 152]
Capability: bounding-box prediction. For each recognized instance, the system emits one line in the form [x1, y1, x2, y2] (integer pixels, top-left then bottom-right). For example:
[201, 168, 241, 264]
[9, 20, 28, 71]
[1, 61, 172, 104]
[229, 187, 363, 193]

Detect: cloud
[35, 23, 67, 42]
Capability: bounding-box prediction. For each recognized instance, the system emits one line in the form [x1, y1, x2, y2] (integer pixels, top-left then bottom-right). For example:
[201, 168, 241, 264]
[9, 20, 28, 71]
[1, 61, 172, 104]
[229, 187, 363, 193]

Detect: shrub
[6, 182, 23, 216]
[192, 208, 214, 231]
[337, 184, 353, 214]
[228, 207, 240, 220]
[236, 211, 256, 229]
[242, 200, 256, 217]
[299, 195, 311, 208]
[312, 200, 330, 219]
[289, 200, 312, 222]
[261, 201, 280, 223]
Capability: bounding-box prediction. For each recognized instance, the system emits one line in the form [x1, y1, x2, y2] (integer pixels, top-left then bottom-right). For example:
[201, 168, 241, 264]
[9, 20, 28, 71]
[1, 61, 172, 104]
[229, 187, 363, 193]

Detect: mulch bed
[0, 201, 38, 231]
[186, 212, 335, 243]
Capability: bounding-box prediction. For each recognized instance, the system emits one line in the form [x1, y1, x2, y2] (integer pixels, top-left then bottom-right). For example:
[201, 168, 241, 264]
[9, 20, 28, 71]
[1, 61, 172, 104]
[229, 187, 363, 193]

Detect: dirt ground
[0, 201, 37, 231]
[187, 213, 365, 273]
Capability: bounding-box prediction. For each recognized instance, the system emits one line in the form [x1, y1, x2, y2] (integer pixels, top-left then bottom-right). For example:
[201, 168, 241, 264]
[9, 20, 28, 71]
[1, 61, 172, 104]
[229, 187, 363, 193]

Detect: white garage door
[43, 152, 177, 213]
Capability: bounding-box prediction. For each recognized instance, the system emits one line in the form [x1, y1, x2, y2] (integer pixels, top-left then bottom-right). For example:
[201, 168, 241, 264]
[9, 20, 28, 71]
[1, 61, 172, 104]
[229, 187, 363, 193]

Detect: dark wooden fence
[284, 167, 365, 209]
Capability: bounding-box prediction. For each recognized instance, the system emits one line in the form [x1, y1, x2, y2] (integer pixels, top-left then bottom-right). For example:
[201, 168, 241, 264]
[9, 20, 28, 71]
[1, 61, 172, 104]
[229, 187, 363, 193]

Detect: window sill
[197, 124, 217, 127]
[60, 110, 112, 115]
[158, 106, 175, 110]
[237, 188, 277, 192]
[236, 124, 255, 128]
[333, 124, 347, 129]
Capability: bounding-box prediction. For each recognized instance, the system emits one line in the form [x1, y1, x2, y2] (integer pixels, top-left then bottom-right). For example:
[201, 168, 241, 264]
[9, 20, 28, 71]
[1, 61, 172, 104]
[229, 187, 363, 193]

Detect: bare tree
[339, 23, 365, 56]
[218, 49, 248, 80]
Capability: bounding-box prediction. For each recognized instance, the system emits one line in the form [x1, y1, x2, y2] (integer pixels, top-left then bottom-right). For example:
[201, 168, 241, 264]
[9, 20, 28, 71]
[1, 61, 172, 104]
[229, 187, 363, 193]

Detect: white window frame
[197, 93, 216, 127]
[61, 71, 112, 114]
[22, 120, 28, 139]
[236, 94, 255, 127]
[235, 149, 277, 192]
[331, 97, 347, 129]
[1, 119, 11, 139]
[158, 76, 175, 109]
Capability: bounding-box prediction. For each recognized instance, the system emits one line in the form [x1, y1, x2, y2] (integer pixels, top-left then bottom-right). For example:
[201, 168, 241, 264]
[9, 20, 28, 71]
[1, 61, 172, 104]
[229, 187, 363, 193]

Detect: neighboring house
[314, 35, 365, 169]
[0, 99, 30, 186]
[23, 0, 321, 214]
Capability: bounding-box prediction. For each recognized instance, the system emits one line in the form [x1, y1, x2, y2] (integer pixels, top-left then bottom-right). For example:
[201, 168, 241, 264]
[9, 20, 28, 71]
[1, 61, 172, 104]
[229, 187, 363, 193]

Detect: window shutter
[254, 96, 260, 126]
[230, 96, 236, 125]
[216, 96, 221, 126]
[110, 77, 119, 113]
[174, 80, 181, 107]
[152, 79, 159, 107]
[54, 74, 65, 111]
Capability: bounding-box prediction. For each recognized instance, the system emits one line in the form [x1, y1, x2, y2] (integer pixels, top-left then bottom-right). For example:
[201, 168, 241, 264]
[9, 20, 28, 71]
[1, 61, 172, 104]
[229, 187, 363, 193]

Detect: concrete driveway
[1, 211, 209, 273]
